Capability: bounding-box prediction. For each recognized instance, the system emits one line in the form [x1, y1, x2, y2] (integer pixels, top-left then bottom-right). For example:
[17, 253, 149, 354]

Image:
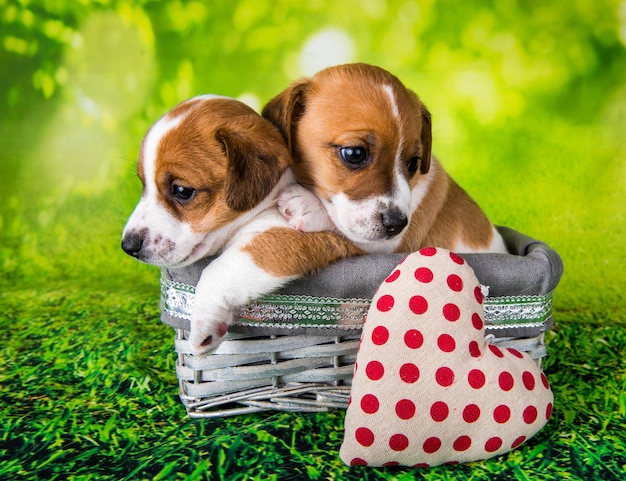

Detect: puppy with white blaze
[262, 63, 508, 255]
[122, 95, 361, 354]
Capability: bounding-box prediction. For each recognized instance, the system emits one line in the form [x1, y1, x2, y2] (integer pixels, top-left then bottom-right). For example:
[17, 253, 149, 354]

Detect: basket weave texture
[161, 227, 563, 418]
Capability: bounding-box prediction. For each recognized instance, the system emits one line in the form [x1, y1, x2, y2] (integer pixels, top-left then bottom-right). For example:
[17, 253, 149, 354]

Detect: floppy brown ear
[261, 79, 309, 153]
[217, 121, 291, 212]
[419, 104, 432, 174]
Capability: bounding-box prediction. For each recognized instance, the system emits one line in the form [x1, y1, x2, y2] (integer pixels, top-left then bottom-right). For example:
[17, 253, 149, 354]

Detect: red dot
[463, 404, 481, 423]
[499, 371, 514, 391]
[413, 463, 430, 468]
[546, 402, 553, 420]
[395, 399, 416, 420]
[507, 347, 524, 358]
[371, 326, 389, 346]
[447, 274, 463, 292]
[376, 294, 395, 312]
[382, 461, 400, 467]
[350, 458, 368, 466]
[409, 296, 428, 315]
[453, 435, 472, 451]
[493, 404, 511, 423]
[365, 361, 385, 381]
[430, 401, 449, 422]
[468, 340, 481, 358]
[360, 394, 379, 414]
[423, 437, 441, 453]
[489, 344, 504, 357]
[541, 373, 550, 390]
[523, 406, 538, 424]
[399, 363, 420, 383]
[385, 269, 401, 283]
[355, 427, 375, 447]
[471, 313, 483, 330]
[443, 303, 460, 321]
[474, 286, 483, 304]
[420, 247, 437, 256]
[437, 334, 456, 353]
[511, 436, 527, 449]
[450, 252, 465, 265]
[389, 434, 409, 452]
[404, 329, 424, 349]
[485, 437, 503, 453]
[436, 367, 455, 387]
[414, 267, 434, 283]
[522, 371, 536, 390]
[468, 369, 486, 389]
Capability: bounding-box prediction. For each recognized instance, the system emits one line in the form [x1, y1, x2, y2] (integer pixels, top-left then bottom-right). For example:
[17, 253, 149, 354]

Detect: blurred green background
[1, 1, 625, 479]
[1, 0, 624, 311]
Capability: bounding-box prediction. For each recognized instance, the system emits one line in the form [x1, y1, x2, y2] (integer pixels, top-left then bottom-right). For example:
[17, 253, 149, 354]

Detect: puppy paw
[189, 318, 231, 355]
[277, 185, 334, 232]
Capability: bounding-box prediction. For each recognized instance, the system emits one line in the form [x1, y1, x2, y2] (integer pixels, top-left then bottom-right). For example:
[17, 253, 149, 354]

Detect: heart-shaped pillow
[340, 247, 553, 467]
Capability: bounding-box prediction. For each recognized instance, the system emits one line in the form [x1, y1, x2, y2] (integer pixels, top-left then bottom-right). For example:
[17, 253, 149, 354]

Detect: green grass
[1, 287, 624, 480]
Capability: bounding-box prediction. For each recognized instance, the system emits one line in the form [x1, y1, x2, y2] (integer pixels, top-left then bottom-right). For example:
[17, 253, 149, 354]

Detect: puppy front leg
[189, 228, 363, 355]
[188, 250, 294, 355]
[277, 185, 335, 233]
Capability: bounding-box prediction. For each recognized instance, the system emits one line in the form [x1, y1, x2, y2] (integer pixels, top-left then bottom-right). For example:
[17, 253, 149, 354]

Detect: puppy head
[263, 63, 432, 247]
[122, 95, 291, 267]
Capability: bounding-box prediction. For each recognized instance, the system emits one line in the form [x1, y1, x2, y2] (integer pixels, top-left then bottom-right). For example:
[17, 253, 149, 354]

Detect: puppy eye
[407, 156, 421, 176]
[339, 146, 368, 169]
[171, 183, 196, 203]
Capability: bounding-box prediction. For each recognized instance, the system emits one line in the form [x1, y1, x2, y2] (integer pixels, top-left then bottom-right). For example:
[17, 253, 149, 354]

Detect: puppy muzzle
[121, 229, 147, 258]
[381, 211, 408, 237]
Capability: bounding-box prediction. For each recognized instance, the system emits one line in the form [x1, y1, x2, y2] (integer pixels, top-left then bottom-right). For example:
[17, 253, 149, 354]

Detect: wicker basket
[160, 227, 563, 418]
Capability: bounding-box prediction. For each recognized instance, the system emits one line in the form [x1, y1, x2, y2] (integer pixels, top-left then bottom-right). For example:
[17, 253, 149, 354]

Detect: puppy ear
[262, 79, 309, 153]
[217, 122, 291, 212]
[419, 104, 432, 174]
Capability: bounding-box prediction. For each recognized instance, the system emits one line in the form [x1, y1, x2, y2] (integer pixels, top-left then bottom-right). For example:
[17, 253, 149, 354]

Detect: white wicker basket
[160, 227, 562, 418]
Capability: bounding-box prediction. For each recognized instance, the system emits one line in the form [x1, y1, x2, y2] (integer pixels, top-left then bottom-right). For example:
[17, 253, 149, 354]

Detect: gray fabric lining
[160, 226, 563, 338]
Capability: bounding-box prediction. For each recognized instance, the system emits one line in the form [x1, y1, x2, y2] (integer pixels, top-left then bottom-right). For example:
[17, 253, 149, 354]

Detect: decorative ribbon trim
[160, 277, 553, 330]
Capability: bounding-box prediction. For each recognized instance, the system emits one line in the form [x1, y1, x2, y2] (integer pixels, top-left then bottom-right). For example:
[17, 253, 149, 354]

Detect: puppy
[121, 95, 361, 354]
[262, 63, 507, 255]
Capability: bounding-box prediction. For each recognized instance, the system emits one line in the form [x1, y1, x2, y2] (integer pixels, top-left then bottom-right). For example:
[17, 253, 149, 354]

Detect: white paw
[189, 314, 231, 355]
[277, 185, 334, 232]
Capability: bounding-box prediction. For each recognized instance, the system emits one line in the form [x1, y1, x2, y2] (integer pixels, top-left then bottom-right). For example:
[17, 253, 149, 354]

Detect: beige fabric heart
[340, 247, 553, 467]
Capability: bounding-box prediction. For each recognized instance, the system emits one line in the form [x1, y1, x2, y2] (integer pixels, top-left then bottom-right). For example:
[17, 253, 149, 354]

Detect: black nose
[121, 231, 144, 258]
[381, 212, 408, 237]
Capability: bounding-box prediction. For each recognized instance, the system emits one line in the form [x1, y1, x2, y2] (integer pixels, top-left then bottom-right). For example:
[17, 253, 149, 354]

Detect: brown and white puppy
[121, 95, 360, 354]
[262, 63, 507, 254]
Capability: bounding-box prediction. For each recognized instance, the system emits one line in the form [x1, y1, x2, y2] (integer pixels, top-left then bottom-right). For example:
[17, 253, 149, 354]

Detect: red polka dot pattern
[409, 296, 428, 315]
[415, 267, 434, 283]
[463, 404, 481, 423]
[443, 303, 461, 321]
[389, 434, 409, 451]
[376, 294, 395, 312]
[404, 329, 424, 349]
[430, 401, 449, 422]
[356, 427, 375, 447]
[371, 326, 389, 346]
[361, 394, 379, 414]
[395, 399, 416, 420]
[437, 334, 456, 352]
[385, 269, 401, 283]
[365, 361, 384, 381]
[399, 363, 420, 384]
[453, 435, 472, 451]
[447, 274, 464, 292]
[340, 248, 554, 468]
